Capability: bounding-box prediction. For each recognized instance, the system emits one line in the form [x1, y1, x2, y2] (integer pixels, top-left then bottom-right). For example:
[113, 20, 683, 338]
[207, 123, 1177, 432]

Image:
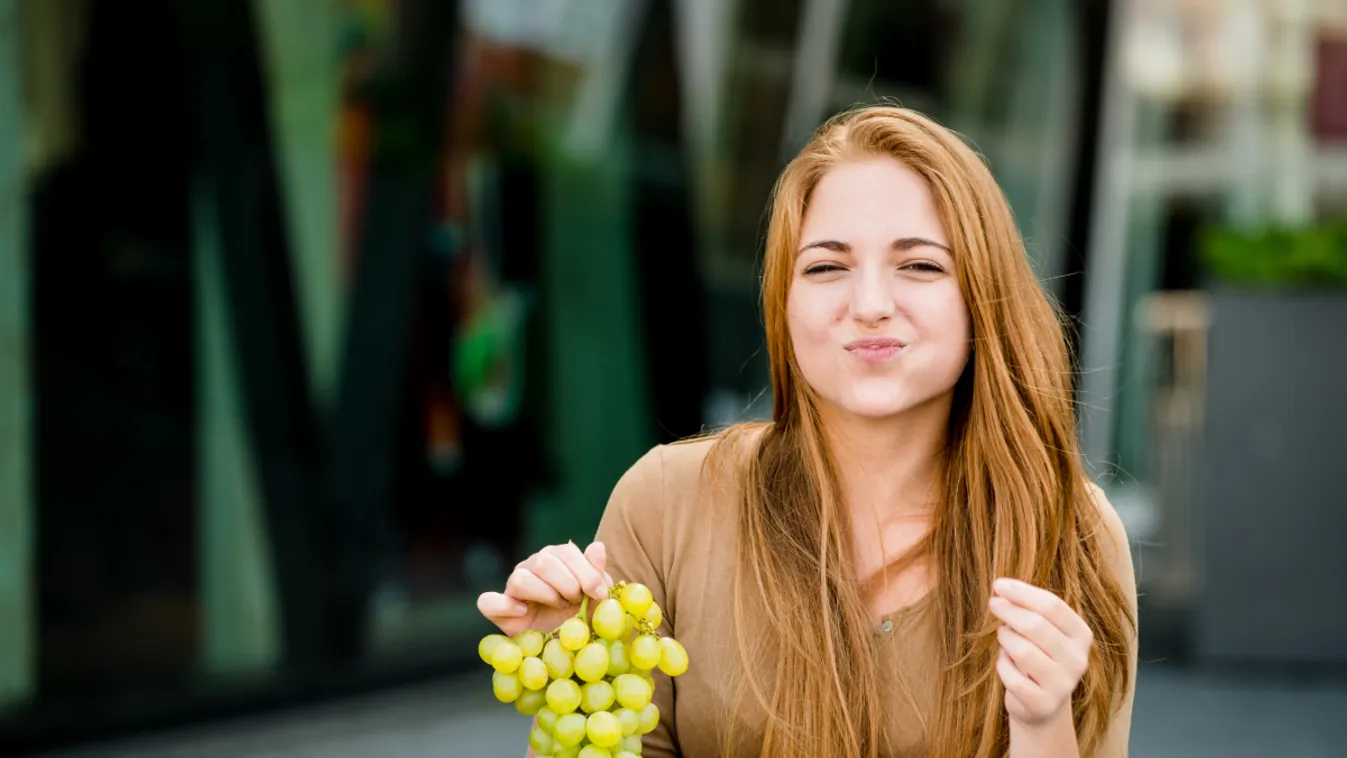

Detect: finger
[996, 648, 1041, 699]
[547, 542, 608, 599]
[478, 591, 529, 620]
[506, 567, 567, 608]
[997, 626, 1057, 686]
[989, 596, 1073, 662]
[584, 541, 607, 576]
[1004, 689, 1028, 719]
[528, 551, 584, 604]
[582, 542, 612, 597]
[993, 578, 1093, 640]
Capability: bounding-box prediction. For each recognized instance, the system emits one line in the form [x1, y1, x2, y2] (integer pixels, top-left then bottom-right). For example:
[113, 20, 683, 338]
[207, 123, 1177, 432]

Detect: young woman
[478, 106, 1137, 758]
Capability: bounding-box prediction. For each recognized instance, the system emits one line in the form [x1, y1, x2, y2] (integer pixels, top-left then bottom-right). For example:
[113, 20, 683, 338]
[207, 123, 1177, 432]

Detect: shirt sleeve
[1086, 481, 1139, 758]
[593, 445, 680, 757]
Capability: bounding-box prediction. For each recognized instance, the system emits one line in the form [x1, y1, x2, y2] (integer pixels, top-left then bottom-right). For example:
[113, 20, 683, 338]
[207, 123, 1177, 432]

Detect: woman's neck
[819, 396, 950, 524]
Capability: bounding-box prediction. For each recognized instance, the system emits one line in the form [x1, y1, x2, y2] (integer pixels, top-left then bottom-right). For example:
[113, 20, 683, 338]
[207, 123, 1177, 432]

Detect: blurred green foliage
[1201, 222, 1347, 290]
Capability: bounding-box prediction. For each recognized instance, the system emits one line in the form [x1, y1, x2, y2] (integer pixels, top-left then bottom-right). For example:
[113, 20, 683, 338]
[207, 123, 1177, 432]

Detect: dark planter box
[1195, 289, 1347, 665]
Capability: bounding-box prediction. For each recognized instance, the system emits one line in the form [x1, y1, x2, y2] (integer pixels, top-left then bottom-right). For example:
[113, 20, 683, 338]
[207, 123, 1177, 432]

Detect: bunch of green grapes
[478, 582, 688, 758]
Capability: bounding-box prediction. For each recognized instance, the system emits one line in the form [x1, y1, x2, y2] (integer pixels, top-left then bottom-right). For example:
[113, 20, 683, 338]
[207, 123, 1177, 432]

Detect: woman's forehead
[799, 158, 950, 249]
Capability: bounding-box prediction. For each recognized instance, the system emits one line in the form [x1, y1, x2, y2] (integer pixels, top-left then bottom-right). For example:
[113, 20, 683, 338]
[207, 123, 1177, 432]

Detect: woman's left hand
[989, 577, 1094, 729]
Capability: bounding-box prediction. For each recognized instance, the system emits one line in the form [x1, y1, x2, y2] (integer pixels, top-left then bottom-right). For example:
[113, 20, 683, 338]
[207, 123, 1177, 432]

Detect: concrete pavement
[33, 663, 1347, 757]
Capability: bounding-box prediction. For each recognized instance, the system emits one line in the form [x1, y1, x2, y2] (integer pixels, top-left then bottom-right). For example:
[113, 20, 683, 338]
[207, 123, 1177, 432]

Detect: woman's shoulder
[1081, 481, 1130, 552]
[619, 422, 764, 486]
[596, 425, 766, 592]
[607, 423, 767, 523]
[1080, 479, 1137, 597]
[662, 422, 766, 492]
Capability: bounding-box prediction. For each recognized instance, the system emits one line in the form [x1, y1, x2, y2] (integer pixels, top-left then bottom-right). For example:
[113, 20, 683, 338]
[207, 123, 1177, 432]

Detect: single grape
[515, 687, 547, 715]
[574, 641, 611, 683]
[492, 670, 522, 703]
[614, 707, 639, 737]
[489, 639, 524, 673]
[542, 638, 575, 680]
[592, 598, 627, 640]
[643, 603, 663, 629]
[530, 726, 554, 753]
[617, 751, 640, 758]
[554, 745, 581, 758]
[514, 629, 546, 658]
[537, 705, 561, 733]
[613, 673, 653, 711]
[579, 680, 615, 713]
[577, 747, 612, 758]
[586, 710, 623, 748]
[629, 634, 661, 670]
[619, 583, 653, 618]
[519, 656, 549, 690]
[546, 678, 583, 715]
[620, 734, 643, 753]
[553, 712, 588, 747]
[657, 637, 689, 677]
[478, 634, 508, 664]
[559, 616, 591, 651]
[606, 639, 631, 677]
[637, 702, 660, 735]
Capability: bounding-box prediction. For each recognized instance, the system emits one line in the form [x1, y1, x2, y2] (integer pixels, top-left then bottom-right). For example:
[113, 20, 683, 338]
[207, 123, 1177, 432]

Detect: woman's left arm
[991, 484, 1138, 758]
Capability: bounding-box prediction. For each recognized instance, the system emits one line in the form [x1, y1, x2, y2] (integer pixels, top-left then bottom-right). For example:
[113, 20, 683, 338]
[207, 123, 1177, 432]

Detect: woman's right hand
[477, 541, 614, 637]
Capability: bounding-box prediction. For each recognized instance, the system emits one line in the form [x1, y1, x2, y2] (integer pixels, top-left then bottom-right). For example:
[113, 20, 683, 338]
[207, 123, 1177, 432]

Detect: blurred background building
[0, 0, 1344, 755]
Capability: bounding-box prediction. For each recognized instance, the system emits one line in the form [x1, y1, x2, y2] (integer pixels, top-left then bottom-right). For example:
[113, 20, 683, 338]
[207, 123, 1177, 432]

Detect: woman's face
[787, 155, 971, 421]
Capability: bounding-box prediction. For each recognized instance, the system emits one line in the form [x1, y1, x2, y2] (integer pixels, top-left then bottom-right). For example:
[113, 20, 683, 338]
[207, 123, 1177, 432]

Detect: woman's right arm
[478, 446, 676, 757]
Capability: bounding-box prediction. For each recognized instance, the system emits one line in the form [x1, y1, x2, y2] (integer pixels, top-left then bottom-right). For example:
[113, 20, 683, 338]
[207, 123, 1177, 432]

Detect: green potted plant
[1200, 222, 1347, 289]
[1193, 219, 1347, 666]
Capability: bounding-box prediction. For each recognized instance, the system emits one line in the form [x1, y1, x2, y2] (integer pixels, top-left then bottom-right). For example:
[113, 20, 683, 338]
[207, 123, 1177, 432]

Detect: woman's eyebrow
[892, 236, 952, 253]
[796, 237, 951, 256]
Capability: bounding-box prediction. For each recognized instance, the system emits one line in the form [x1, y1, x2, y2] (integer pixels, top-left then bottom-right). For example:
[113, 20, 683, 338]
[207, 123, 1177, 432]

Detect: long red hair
[708, 106, 1135, 757]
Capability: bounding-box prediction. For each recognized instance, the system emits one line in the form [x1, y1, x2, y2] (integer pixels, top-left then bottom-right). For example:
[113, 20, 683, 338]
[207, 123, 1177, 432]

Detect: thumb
[584, 541, 607, 576]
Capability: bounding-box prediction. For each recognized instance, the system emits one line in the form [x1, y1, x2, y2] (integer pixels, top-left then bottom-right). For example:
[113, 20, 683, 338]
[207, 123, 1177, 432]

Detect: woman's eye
[804, 263, 844, 275]
[903, 261, 945, 274]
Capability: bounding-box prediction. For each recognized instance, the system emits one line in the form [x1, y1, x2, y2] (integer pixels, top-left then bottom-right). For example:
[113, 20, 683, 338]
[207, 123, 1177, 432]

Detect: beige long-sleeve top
[593, 432, 1137, 757]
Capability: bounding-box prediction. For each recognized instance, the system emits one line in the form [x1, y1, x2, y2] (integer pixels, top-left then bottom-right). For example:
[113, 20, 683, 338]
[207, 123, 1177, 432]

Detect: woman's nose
[850, 268, 895, 325]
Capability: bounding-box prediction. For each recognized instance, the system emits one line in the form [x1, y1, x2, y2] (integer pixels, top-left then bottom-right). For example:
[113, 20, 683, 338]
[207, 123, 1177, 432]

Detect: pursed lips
[844, 337, 905, 364]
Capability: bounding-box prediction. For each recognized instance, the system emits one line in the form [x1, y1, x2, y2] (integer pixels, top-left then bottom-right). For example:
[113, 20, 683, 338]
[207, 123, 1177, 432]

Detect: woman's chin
[831, 393, 913, 420]
[824, 384, 949, 421]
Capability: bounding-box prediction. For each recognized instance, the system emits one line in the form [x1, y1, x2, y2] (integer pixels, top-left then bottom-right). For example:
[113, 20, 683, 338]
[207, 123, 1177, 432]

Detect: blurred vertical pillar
[673, 0, 736, 246]
[1078, 0, 1136, 468]
[1267, 1, 1315, 226]
[780, 0, 849, 159]
[178, 0, 327, 672]
[0, 0, 33, 708]
[628, 0, 710, 441]
[532, 0, 656, 544]
[186, 0, 344, 676]
[194, 181, 281, 676]
[253, 0, 342, 406]
[536, 135, 654, 545]
[1059, 0, 1114, 327]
